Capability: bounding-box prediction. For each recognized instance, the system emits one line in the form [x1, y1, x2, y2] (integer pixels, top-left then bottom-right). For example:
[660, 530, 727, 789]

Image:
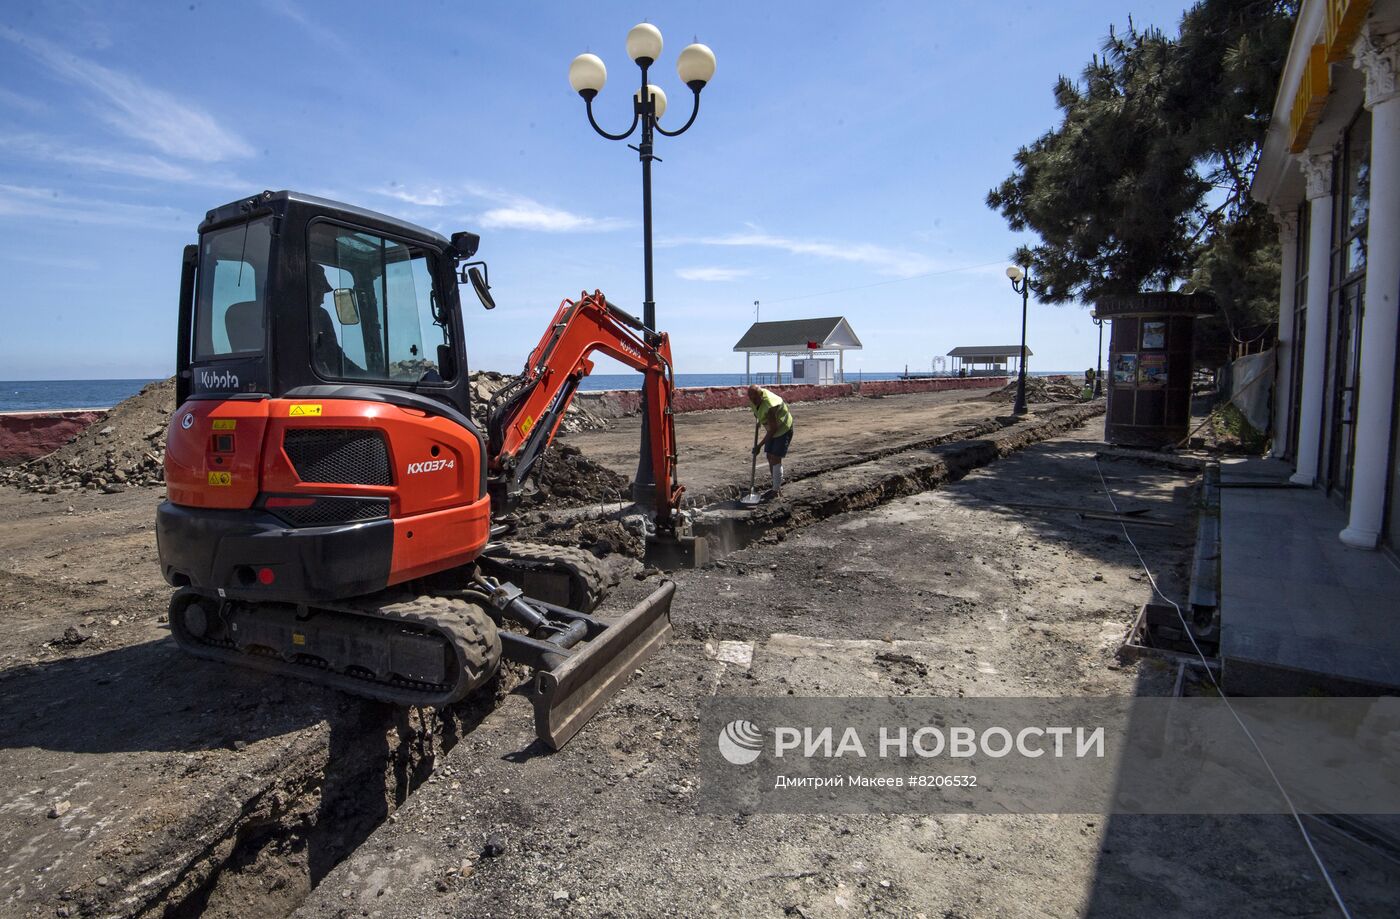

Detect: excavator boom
[485, 290, 685, 532]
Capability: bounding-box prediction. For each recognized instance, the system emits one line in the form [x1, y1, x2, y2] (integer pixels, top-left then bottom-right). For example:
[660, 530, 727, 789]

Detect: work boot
[761, 488, 779, 501]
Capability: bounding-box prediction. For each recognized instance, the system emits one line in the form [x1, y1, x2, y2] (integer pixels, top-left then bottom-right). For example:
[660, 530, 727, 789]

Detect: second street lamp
[569, 24, 716, 503]
[1005, 265, 1032, 415]
[1091, 310, 1104, 398]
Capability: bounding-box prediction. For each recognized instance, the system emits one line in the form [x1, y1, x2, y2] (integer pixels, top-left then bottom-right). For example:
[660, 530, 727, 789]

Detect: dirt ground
[560, 385, 1013, 506]
[290, 426, 1398, 919]
[0, 396, 1394, 917]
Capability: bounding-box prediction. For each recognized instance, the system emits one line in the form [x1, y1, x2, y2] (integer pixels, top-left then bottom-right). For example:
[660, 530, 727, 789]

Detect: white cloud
[261, 0, 351, 55]
[0, 86, 45, 114]
[0, 134, 247, 188]
[692, 227, 940, 278]
[372, 183, 626, 233]
[676, 266, 751, 282]
[377, 185, 456, 207]
[0, 183, 192, 230]
[479, 203, 625, 233]
[0, 26, 253, 162]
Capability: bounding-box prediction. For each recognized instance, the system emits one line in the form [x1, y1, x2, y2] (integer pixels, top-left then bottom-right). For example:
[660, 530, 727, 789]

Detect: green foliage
[1212, 402, 1270, 454]
[986, 0, 1297, 349]
[1191, 204, 1283, 363]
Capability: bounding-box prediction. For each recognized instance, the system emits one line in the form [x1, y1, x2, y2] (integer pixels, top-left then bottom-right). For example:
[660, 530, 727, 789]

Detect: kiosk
[1094, 292, 1214, 447]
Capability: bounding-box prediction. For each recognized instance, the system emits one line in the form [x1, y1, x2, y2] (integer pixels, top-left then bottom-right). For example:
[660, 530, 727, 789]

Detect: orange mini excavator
[156, 189, 699, 749]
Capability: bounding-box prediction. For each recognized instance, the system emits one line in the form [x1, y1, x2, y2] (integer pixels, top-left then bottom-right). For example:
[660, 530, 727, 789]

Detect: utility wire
[1091, 457, 1353, 919]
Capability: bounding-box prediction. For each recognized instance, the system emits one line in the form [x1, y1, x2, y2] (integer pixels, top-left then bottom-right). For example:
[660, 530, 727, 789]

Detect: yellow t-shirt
[751, 388, 793, 435]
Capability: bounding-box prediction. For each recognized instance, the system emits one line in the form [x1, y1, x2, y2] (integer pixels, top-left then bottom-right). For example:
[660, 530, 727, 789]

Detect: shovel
[740, 420, 763, 507]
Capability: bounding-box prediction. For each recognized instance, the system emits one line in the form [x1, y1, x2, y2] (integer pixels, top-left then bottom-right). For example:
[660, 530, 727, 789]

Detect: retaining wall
[0, 410, 106, 464]
[576, 376, 1007, 420]
[0, 377, 1007, 465]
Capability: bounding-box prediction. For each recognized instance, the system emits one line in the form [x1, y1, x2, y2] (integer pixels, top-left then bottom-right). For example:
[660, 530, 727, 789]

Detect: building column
[774, 351, 781, 384]
[1341, 27, 1400, 548]
[745, 352, 751, 384]
[1270, 208, 1300, 458]
[1290, 152, 1335, 486]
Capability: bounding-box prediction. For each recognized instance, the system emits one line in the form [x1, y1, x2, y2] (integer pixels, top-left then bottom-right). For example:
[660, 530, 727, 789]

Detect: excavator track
[168, 588, 503, 708]
[477, 540, 616, 612]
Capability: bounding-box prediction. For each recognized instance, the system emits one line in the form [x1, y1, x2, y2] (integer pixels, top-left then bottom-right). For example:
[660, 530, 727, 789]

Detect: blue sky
[0, 0, 1195, 381]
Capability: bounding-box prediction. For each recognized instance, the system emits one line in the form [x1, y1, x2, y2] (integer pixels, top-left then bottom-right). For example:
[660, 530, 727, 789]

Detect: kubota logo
[406, 458, 455, 475]
[718, 720, 763, 765]
[199, 369, 240, 390]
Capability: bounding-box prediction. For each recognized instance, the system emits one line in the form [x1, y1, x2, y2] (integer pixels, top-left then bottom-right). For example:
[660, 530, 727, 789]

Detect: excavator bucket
[530, 580, 675, 750]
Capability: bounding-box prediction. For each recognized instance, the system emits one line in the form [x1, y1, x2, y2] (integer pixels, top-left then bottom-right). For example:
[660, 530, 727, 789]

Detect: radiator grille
[284, 429, 391, 485]
[271, 497, 390, 528]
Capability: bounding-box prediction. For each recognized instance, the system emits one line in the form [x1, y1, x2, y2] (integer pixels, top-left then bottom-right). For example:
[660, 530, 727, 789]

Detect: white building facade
[1252, 0, 1400, 552]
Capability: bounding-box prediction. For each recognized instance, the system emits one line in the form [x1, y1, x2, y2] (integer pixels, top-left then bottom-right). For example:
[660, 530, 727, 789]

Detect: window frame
[305, 217, 456, 389]
[193, 215, 275, 363]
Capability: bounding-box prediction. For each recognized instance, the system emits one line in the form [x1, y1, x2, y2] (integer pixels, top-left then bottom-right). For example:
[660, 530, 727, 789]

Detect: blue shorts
[766, 428, 793, 459]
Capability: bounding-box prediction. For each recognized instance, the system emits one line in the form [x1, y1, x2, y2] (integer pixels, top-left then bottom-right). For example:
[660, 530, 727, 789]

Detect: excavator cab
[175, 189, 478, 418]
[157, 190, 679, 749]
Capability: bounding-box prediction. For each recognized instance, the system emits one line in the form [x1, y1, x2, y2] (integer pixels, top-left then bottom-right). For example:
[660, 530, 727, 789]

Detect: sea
[0, 371, 1073, 413]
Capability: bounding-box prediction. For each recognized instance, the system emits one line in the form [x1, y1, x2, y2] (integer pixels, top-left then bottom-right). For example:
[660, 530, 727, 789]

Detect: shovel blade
[530, 580, 675, 750]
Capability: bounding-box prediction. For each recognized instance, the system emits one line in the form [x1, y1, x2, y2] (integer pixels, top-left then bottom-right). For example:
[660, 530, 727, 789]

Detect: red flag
[807, 340, 820, 349]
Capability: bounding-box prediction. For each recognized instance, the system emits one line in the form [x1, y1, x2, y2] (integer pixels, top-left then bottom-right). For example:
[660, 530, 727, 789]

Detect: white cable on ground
[1092, 457, 1353, 919]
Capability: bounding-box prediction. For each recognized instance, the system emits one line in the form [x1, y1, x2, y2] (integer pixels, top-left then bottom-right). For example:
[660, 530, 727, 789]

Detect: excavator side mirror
[332, 289, 360, 325]
[465, 264, 495, 310]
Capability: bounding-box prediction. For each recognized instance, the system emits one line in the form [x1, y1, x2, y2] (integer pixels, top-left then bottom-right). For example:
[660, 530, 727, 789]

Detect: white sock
[771, 464, 783, 491]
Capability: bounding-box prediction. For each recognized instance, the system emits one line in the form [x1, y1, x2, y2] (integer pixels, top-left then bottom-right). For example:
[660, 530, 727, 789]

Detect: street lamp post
[569, 25, 716, 503]
[1091, 311, 1104, 397]
[1005, 265, 1032, 415]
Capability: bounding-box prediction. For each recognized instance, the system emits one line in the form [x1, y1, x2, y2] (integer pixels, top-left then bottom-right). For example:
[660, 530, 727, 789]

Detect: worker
[747, 385, 794, 499]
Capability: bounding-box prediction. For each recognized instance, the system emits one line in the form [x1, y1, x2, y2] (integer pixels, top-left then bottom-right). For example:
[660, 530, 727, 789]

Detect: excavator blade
[530, 580, 675, 750]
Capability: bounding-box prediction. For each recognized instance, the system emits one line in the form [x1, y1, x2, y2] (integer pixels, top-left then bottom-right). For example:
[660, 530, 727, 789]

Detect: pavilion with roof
[946, 344, 1032, 376]
[733, 317, 862, 385]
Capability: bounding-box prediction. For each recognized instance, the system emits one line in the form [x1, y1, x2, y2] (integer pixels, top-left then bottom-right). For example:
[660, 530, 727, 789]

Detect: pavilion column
[775, 351, 781, 385]
[1290, 151, 1335, 487]
[745, 352, 751, 384]
[1269, 207, 1300, 459]
[1341, 27, 1400, 548]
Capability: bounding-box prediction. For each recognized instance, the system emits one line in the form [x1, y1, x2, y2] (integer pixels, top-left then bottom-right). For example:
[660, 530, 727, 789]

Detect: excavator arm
[486, 290, 683, 532]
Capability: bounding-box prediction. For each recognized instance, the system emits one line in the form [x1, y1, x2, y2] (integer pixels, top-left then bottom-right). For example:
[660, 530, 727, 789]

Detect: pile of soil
[0, 378, 175, 493]
[986, 374, 1086, 405]
[530, 516, 647, 559]
[467, 371, 608, 435]
[0, 371, 609, 494]
[526, 444, 631, 506]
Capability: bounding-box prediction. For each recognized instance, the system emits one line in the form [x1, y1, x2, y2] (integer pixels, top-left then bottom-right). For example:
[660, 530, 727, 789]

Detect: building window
[1320, 110, 1371, 500]
[1342, 112, 1371, 279]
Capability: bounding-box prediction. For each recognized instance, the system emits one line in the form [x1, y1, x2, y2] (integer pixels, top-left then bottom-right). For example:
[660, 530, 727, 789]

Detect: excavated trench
[128, 681, 516, 919]
[695, 402, 1106, 555]
[115, 403, 1103, 919]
